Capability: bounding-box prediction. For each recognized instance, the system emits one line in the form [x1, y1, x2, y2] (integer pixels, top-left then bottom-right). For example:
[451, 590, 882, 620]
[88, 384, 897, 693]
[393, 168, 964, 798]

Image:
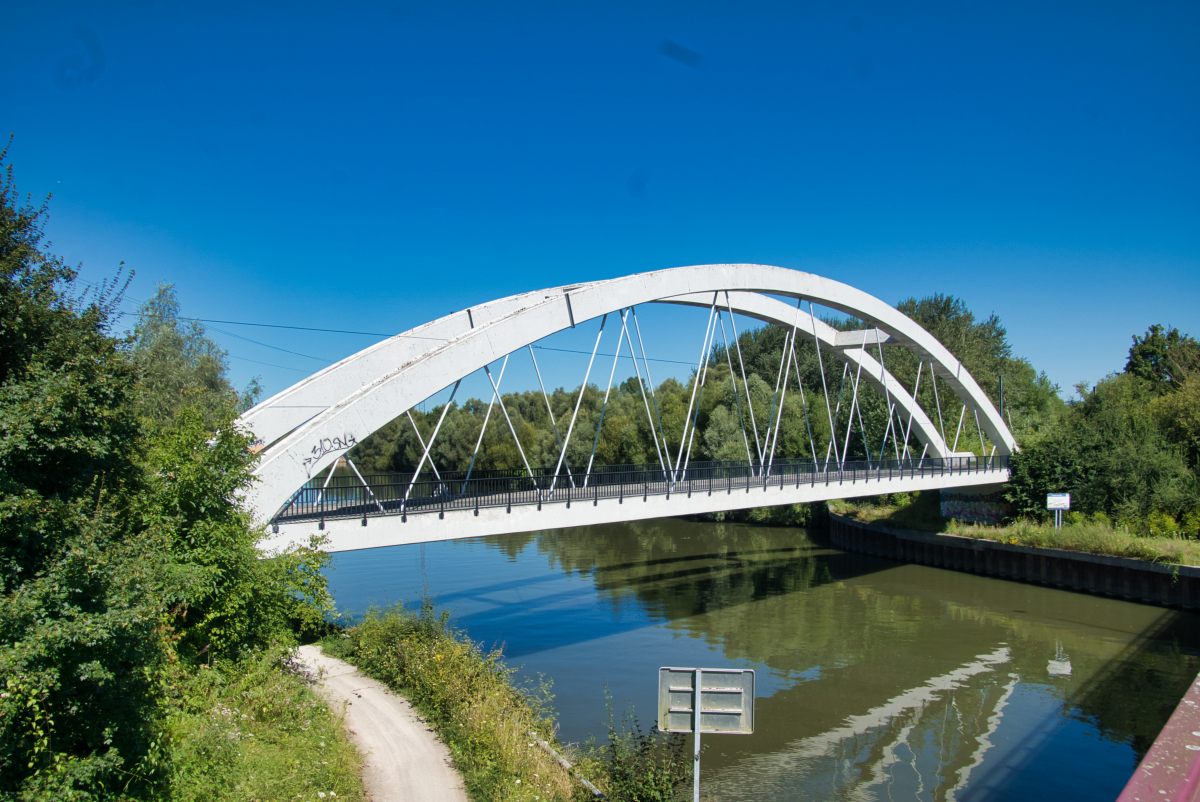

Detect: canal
[327, 518, 1200, 801]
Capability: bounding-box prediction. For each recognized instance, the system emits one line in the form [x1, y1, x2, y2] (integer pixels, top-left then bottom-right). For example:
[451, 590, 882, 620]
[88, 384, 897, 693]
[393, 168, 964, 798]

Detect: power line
[84, 278, 698, 371]
[205, 324, 332, 363]
[532, 345, 695, 366]
[228, 354, 310, 372]
[194, 318, 443, 340]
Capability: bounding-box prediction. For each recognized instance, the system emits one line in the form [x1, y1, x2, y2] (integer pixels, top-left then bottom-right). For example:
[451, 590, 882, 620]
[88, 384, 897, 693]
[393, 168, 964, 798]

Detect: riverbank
[829, 513, 1200, 608]
[321, 601, 696, 801]
[319, 603, 590, 801]
[829, 492, 1200, 566]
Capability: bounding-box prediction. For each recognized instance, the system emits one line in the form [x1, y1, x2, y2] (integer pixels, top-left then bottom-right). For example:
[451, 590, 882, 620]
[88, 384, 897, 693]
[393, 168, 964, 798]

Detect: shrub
[600, 696, 690, 802]
[1147, 510, 1181, 537]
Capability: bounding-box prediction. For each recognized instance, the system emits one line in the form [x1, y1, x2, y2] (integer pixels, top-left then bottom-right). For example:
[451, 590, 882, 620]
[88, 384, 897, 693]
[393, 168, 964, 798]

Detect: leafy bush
[1006, 369, 1199, 522]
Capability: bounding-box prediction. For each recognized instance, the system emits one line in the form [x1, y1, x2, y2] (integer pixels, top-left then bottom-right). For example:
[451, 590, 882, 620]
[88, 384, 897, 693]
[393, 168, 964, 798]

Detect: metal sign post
[659, 667, 755, 802]
[1047, 493, 1070, 530]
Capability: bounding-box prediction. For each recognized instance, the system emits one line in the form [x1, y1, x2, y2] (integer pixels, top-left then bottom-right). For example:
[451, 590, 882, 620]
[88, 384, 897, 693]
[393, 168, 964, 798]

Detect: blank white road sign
[658, 667, 755, 734]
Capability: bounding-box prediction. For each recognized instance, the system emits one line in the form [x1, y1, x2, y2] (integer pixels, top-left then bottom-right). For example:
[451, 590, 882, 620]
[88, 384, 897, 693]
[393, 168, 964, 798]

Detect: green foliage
[130, 284, 261, 429]
[1006, 372, 1200, 523]
[323, 603, 584, 801]
[136, 405, 335, 660]
[1126, 324, 1200, 393]
[0, 145, 338, 800]
[162, 645, 364, 802]
[325, 600, 696, 802]
[893, 294, 1064, 446]
[1, 142, 168, 800]
[943, 517, 1200, 565]
[834, 497, 1200, 565]
[600, 694, 690, 802]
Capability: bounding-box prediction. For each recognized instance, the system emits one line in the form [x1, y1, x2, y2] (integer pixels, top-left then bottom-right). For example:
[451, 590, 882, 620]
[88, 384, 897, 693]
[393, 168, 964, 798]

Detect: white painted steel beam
[241, 265, 1016, 523]
[832, 329, 901, 349]
[240, 283, 601, 449]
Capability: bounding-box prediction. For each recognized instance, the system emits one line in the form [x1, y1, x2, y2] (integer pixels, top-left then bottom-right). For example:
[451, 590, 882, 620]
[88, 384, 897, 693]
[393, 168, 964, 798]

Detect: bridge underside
[261, 460, 1009, 554]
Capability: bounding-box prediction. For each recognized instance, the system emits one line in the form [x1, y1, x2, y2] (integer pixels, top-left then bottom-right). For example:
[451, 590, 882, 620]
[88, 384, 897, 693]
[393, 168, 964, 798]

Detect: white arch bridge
[245, 265, 1013, 553]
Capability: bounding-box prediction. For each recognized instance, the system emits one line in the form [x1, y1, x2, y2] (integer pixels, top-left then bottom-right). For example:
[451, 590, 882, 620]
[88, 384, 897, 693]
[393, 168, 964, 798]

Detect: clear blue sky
[3, 0, 1197, 403]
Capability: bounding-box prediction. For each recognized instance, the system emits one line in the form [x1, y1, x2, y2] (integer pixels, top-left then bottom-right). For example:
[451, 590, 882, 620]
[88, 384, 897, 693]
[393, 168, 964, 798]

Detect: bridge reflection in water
[327, 518, 1200, 802]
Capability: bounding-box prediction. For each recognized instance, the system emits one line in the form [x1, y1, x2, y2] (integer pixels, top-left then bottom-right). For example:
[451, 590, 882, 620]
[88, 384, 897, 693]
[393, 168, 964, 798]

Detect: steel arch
[241, 264, 1015, 523]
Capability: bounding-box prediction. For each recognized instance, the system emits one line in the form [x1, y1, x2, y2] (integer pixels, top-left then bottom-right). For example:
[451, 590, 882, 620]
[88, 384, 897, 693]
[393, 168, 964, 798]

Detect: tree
[0, 144, 331, 800]
[1126, 324, 1200, 393]
[1007, 323, 1200, 525]
[0, 141, 170, 799]
[130, 283, 260, 428]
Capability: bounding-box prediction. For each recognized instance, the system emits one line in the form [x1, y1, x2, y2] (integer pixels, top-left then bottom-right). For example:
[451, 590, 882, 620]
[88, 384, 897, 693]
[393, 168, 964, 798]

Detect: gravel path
[296, 645, 469, 802]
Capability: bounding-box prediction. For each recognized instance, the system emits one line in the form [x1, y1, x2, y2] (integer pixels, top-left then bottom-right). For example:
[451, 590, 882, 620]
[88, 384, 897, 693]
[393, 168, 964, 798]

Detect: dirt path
[296, 645, 469, 802]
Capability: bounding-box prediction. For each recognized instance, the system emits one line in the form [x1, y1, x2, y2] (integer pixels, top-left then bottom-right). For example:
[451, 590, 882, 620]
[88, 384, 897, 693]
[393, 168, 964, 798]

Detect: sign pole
[693, 668, 702, 802]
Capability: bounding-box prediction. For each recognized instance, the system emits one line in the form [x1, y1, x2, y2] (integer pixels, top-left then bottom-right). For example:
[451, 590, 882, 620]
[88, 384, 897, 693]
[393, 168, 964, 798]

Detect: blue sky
[3, 0, 1197, 404]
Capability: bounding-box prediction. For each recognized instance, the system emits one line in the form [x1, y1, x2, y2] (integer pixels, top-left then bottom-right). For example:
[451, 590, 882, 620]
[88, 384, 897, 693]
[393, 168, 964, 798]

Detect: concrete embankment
[828, 514, 1200, 608]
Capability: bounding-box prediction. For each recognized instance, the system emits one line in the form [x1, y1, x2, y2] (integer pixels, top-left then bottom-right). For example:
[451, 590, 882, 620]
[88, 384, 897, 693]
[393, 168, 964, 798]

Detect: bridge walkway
[265, 456, 1009, 553]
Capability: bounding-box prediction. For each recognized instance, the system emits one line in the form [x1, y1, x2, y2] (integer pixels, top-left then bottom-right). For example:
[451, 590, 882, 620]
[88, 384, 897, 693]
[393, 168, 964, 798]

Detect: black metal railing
[272, 455, 1010, 526]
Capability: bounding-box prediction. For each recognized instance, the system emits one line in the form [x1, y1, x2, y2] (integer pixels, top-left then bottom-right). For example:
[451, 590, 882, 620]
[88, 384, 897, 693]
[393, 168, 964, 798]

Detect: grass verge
[320, 599, 693, 802]
[830, 491, 1200, 566]
[162, 644, 365, 802]
[320, 600, 585, 801]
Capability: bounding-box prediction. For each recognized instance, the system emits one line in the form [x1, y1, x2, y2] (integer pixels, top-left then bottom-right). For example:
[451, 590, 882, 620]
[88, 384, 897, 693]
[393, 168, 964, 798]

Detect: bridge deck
[263, 457, 1009, 553]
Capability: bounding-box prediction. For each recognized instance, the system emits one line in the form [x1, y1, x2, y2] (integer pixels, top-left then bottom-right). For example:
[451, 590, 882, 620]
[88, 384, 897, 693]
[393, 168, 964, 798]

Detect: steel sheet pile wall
[829, 514, 1200, 609]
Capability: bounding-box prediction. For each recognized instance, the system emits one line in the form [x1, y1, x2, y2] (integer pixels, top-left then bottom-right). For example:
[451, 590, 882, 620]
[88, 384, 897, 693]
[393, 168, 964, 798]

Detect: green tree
[1126, 324, 1200, 393]
[1006, 326, 1200, 526]
[0, 145, 332, 800]
[130, 283, 260, 428]
[0, 142, 171, 799]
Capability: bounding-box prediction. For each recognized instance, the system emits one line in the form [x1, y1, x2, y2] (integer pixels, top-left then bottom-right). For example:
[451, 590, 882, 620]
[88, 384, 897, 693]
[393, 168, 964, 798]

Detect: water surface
[327, 519, 1200, 802]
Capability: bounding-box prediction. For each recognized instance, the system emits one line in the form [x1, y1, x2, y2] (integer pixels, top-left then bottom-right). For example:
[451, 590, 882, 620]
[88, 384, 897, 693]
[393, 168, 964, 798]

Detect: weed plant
[944, 518, 1200, 565]
[597, 694, 690, 802]
[163, 645, 364, 802]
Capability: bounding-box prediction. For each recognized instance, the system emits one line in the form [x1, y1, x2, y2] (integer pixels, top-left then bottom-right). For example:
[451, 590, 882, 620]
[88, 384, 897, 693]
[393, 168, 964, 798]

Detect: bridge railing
[272, 455, 1009, 526]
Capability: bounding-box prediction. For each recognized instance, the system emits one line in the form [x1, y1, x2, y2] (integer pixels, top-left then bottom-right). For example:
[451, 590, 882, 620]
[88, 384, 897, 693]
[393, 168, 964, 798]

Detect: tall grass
[945, 518, 1200, 565]
[163, 644, 365, 802]
[831, 491, 1200, 566]
[321, 600, 585, 801]
[321, 600, 694, 802]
